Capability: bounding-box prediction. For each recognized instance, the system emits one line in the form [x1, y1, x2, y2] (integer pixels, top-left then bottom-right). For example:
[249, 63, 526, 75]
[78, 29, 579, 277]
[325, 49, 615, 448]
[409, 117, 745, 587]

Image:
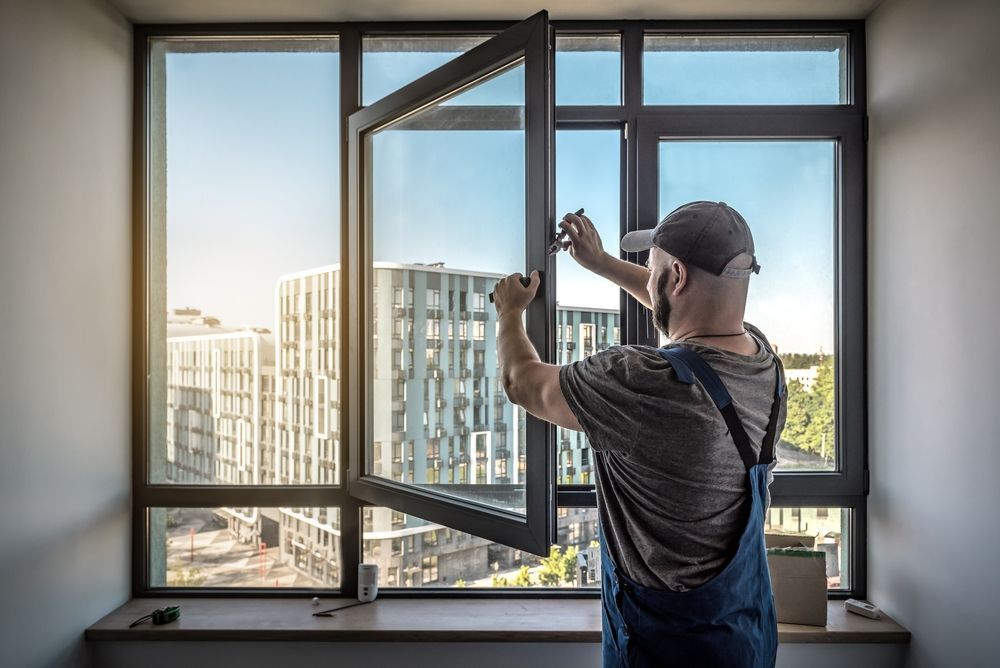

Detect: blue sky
[165, 41, 840, 353]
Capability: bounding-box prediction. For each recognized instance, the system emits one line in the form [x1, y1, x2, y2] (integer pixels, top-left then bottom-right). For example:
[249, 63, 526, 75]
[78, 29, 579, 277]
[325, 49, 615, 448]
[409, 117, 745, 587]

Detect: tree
[538, 545, 580, 586]
[513, 565, 533, 587]
[779, 352, 823, 370]
[167, 566, 206, 586]
[781, 356, 835, 459]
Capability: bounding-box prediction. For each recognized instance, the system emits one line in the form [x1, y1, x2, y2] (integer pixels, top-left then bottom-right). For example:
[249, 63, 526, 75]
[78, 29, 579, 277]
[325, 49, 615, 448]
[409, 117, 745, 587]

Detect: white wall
[867, 0, 1000, 666]
[93, 640, 904, 668]
[0, 1, 132, 666]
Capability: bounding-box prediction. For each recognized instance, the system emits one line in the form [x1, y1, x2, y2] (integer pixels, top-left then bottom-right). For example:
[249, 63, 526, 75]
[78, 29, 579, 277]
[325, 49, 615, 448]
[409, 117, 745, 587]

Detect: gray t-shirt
[559, 324, 786, 591]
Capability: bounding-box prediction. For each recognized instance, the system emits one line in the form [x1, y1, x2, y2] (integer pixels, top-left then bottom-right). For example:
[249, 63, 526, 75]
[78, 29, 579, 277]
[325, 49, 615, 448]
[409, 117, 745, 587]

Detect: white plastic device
[358, 564, 379, 602]
[844, 598, 881, 619]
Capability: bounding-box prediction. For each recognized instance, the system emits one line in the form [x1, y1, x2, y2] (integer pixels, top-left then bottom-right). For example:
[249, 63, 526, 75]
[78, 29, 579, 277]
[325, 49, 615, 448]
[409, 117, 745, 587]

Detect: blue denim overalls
[601, 345, 784, 668]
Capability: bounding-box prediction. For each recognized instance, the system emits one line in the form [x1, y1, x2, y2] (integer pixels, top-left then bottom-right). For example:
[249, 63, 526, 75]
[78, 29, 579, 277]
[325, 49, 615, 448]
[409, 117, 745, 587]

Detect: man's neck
[669, 321, 757, 355]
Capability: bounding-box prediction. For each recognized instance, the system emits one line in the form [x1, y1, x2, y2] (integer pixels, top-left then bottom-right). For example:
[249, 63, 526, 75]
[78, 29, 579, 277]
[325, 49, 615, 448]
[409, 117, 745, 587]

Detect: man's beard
[652, 270, 672, 338]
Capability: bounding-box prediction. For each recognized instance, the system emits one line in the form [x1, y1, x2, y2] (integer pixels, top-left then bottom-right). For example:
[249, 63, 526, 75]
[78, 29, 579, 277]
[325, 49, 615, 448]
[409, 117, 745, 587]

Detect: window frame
[133, 18, 867, 600]
[346, 11, 556, 556]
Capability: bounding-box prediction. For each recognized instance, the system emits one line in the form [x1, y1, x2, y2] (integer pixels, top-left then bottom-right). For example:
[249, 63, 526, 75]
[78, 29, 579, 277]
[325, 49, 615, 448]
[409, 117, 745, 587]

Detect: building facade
[163, 268, 617, 588]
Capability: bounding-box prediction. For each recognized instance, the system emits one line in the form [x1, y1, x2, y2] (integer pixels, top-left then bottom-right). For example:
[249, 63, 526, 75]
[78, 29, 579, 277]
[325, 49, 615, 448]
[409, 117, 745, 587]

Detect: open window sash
[347, 11, 555, 556]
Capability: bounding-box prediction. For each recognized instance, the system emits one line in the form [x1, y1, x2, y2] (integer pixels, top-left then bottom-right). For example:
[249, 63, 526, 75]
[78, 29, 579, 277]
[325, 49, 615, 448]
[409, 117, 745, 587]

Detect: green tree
[779, 352, 823, 369]
[538, 545, 580, 586]
[513, 564, 533, 587]
[167, 566, 206, 586]
[781, 356, 835, 460]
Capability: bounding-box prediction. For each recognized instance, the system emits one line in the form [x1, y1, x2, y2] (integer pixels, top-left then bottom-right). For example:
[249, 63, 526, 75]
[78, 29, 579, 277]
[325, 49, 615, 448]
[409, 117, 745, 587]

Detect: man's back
[559, 324, 786, 591]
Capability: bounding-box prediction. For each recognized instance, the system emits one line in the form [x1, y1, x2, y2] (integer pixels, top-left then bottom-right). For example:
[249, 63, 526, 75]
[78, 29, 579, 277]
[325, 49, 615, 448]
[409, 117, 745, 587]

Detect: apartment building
[163, 266, 612, 587]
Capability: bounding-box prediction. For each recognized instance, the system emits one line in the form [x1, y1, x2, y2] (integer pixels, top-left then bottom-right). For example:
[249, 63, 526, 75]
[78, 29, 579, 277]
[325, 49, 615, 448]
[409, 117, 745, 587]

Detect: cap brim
[620, 229, 655, 253]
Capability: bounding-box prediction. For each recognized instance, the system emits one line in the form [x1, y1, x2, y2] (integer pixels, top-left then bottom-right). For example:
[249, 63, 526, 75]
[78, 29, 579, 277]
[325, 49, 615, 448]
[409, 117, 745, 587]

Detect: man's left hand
[492, 271, 540, 318]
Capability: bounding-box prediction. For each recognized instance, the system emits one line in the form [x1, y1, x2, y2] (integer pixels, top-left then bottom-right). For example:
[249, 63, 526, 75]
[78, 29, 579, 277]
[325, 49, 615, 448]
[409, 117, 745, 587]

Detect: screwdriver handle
[488, 272, 542, 303]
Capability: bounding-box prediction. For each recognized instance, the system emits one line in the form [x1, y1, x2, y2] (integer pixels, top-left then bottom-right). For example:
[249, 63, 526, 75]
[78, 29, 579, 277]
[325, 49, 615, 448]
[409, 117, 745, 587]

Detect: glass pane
[555, 130, 622, 484]
[658, 141, 836, 472]
[362, 507, 600, 588]
[555, 34, 621, 105]
[765, 507, 850, 590]
[149, 39, 341, 485]
[150, 507, 341, 588]
[363, 35, 492, 106]
[367, 62, 527, 513]
[644, 34, 847, 105]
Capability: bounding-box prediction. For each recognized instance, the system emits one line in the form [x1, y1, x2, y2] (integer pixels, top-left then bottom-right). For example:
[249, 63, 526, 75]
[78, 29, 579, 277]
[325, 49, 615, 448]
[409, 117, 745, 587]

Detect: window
[136, 19, 866, 599]
[421, 556, 439, 584]
[765, 507, 851, 590]
[643, 34, 848, 105]
[150, 507, 341, 588]
[555, 34, 621, 105]
[363, 507, 601, 589]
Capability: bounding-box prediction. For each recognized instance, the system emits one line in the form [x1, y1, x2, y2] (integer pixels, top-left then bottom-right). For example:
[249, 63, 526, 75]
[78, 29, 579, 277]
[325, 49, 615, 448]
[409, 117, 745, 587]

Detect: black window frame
[132, 18, 867, 600]
[346, 11, 556, 557]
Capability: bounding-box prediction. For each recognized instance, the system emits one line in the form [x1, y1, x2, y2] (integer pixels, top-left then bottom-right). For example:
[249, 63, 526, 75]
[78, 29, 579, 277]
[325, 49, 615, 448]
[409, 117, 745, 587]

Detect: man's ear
[671, 260, 690, 295]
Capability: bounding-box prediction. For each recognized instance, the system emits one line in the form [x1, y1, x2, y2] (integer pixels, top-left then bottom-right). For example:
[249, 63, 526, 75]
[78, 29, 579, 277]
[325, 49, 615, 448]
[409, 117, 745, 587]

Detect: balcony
[472, 311, 489, 321]
[426, 308, 443, 319]
[435, 398, 447, 409]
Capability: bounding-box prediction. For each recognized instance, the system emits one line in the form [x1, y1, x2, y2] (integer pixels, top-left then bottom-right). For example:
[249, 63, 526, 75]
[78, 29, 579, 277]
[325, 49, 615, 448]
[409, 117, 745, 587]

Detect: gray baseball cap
[620, 201, 761, 278]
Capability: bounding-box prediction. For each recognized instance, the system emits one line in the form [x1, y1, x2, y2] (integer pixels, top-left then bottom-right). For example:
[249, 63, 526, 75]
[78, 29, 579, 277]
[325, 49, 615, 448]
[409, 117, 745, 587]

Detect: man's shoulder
[576, 345, 668, 373]
[563, 344, 679, 391]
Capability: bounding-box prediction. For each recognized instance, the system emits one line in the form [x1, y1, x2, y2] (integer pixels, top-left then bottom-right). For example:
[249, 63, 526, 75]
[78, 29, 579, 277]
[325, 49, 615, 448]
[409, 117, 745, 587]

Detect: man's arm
[558, 212, 653, 310]
[591, 253, 653, 310]
[492, 272, 583, 431]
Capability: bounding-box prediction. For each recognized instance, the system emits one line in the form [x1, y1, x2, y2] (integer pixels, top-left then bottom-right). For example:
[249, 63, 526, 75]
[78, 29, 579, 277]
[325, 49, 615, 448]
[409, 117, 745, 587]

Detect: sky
[164, 38, 841, 353]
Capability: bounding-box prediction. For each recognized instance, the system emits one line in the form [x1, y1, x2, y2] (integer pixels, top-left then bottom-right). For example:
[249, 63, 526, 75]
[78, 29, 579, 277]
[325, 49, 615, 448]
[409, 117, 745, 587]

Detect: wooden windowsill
[86, 598, 910, 644]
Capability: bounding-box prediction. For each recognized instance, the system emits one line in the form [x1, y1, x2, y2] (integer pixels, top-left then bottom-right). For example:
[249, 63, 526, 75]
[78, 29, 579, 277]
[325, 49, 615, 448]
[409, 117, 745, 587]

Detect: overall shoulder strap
[657, 346, 759, 471]
[759, 354, 785, 466]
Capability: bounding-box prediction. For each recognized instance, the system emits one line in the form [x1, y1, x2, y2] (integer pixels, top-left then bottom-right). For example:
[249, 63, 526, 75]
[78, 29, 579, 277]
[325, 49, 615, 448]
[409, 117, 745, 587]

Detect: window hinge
[863, 469, 870, 494]
[624, 121, 628, 141]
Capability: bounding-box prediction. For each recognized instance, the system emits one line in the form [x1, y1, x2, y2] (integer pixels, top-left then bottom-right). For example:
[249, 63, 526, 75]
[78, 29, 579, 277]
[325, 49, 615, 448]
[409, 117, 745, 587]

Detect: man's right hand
[559, 211, 654, 310]
[558, 211, 608, 274]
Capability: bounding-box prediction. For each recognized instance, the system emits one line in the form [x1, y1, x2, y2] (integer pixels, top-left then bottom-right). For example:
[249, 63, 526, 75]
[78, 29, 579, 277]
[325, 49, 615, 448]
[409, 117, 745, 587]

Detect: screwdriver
[547, 208, 586, 255]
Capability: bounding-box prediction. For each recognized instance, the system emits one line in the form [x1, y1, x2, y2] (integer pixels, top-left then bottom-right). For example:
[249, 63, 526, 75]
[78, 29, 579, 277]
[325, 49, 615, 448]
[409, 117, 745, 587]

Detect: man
[492, 201, 786, 668]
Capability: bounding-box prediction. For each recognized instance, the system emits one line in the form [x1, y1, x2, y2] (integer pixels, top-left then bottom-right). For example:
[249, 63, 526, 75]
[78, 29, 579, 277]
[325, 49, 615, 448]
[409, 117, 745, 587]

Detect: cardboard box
[765, 533, 815, 549]
[767, 547, 828, 627]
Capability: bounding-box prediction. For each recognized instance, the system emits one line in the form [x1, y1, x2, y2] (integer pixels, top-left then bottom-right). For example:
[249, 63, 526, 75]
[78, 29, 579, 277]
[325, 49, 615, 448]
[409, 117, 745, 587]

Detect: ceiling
[108, 0, 884, 24]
